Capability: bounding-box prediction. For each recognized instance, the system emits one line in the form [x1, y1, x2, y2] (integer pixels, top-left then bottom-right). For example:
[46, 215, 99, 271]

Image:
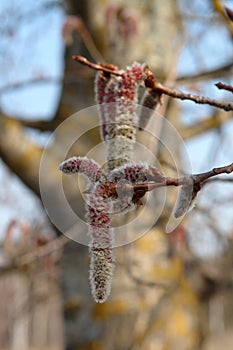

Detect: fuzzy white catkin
[89, 238, 115, 303]
[59, 156, 105, 183]
[86, 184, 115, 302]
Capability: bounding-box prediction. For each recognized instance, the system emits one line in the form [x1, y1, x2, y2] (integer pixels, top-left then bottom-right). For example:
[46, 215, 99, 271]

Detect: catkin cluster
[59, 62, 163, 303]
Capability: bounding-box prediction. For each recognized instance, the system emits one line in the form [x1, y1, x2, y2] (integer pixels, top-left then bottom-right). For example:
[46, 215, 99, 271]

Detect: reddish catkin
[95, 72, 109, 141]
[94, 62, 119, 141]
[95, 62, 148, 170]
[60, 158, 114, 302]
[109, 162, 164, 184]
[59, 156, 105, 183]
[109, 162, 164, 215]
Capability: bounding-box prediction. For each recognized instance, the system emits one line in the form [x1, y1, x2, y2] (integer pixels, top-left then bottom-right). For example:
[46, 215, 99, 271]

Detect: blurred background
[0, 0, 233, 349]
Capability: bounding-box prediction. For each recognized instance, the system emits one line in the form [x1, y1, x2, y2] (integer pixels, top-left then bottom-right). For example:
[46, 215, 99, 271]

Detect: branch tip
[72, 55, 121, 76]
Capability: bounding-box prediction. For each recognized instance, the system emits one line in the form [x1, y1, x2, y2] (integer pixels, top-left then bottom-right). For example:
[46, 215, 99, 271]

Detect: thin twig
[192, 163, 233, 182]
[72, 55, 122, 76]
[151, 82, 233, 112]
[104, 163, 233, 198]
[215, 82, 233, 93]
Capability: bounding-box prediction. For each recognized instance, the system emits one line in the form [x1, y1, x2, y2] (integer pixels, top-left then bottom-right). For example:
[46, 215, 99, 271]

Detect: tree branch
[0, 114, 43, 195]
[151, 82, 233, 112]
[103, 163, 233, 204]
[0, 235, 68, 275]
[0, 76, 61, 94]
